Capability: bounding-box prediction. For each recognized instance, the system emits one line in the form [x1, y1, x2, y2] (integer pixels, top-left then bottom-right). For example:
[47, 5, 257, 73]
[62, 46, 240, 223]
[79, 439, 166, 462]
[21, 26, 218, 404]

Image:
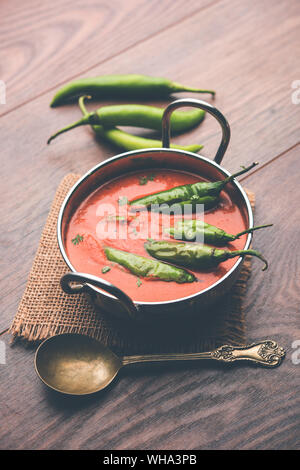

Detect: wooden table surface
[1, 0, 300, 450]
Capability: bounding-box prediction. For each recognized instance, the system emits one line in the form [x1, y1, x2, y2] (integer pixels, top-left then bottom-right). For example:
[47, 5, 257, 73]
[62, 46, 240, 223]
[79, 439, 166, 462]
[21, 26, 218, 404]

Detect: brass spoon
[34, 333, 285, 396]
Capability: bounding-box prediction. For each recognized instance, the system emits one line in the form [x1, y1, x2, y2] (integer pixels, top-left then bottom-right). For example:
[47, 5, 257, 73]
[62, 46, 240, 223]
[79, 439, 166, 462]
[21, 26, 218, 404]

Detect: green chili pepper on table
[165, 220, 273, 245]
[47, 103, 205, 142]
[50, 74, 215, 107]
[145, 240, 268, 271]
[105, 246, 196, 283]
[130, 162, 258, 210]
[47, 97, 203, 153]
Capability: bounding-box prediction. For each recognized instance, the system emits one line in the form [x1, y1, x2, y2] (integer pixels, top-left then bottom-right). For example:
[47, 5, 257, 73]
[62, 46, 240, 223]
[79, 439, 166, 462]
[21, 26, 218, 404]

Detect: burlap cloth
[10, 174, 253, 355]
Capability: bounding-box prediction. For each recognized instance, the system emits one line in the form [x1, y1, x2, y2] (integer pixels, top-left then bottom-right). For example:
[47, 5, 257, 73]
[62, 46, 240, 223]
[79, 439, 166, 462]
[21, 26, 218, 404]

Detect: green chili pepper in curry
[145, 240, 268, 271]
[165, 221, 273, 245]
[129, 163, 258, 210]
[105, 246, 196, 283]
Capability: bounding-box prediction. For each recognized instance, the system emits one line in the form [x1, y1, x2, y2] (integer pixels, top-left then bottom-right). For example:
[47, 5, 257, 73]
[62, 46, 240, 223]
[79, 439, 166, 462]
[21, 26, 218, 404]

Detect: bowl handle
[60, 272, 139, 319]
[162, 98, 231, 164]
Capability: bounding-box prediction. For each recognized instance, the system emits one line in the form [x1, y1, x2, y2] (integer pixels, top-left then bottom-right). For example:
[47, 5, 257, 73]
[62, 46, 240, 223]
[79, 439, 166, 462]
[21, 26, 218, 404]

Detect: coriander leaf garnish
[136, 278, 142, 287]
[139, 174, 155, 185]
[139, 176, 148, 185]
[71, 234, 84, 245]
[102, 266, 111, 274]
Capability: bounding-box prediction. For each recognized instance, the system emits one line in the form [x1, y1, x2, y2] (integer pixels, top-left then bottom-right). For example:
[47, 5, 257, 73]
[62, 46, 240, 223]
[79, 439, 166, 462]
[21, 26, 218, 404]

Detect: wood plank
[1, 147, 299, 450]
[240, 148, 300, 346]
[0, 0, 299, 331]
[0, 0, 216, 115]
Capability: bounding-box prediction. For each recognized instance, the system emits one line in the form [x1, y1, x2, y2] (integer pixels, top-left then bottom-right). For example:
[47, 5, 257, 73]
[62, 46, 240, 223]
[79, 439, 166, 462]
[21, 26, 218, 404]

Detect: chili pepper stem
[79, 95, 91, 116]
[226, 249, 268, 271]
[221, 162, 258, 185]
[234, 224, 273, 239]
[47, 114, 93, 144]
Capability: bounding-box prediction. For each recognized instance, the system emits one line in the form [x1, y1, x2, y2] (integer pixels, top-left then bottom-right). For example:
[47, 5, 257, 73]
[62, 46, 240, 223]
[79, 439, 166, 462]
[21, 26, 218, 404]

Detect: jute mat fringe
[10, 174, 253, 355]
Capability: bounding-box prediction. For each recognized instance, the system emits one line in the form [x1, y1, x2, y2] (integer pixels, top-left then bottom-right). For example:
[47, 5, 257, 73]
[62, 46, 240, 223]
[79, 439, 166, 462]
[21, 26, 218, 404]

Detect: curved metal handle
[60, 272, 139, 319]
[123, 340, 285, 367]
[162, 98, 231, 164]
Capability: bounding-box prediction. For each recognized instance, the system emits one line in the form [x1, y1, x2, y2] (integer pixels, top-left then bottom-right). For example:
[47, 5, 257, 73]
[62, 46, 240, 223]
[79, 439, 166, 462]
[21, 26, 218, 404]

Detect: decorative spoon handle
[122, 340, 285, 368]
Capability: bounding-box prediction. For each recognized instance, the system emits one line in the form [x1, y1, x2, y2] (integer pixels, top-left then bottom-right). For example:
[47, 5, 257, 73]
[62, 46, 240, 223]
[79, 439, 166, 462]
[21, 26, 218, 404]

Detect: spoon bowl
[35, 333, 122, 395]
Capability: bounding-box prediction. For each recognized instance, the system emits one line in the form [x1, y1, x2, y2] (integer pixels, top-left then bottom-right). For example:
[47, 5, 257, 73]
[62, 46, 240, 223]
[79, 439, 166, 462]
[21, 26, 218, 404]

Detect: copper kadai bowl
[57, 98, 253, 323]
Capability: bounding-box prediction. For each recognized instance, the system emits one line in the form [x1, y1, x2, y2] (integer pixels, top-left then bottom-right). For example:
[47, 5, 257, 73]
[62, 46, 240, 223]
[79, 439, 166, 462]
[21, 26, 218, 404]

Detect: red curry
[66, 169, 247, 302]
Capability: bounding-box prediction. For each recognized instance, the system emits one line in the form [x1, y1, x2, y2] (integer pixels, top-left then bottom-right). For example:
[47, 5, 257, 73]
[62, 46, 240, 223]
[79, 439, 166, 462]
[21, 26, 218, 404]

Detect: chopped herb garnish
[139, 176, 148, 185]
[71, 234, 84, 245]
[118, 196, 129, 206]
[102, 266, 111, 274]
[136, 278, 142, 287]
[139, 174, 155, 185]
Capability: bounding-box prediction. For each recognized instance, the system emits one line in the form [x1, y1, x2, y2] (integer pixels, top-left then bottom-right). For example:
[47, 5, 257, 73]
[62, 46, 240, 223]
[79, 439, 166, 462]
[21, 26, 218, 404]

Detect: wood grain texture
[1, 0, 300, 450]
[0, 0, 216, 115]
